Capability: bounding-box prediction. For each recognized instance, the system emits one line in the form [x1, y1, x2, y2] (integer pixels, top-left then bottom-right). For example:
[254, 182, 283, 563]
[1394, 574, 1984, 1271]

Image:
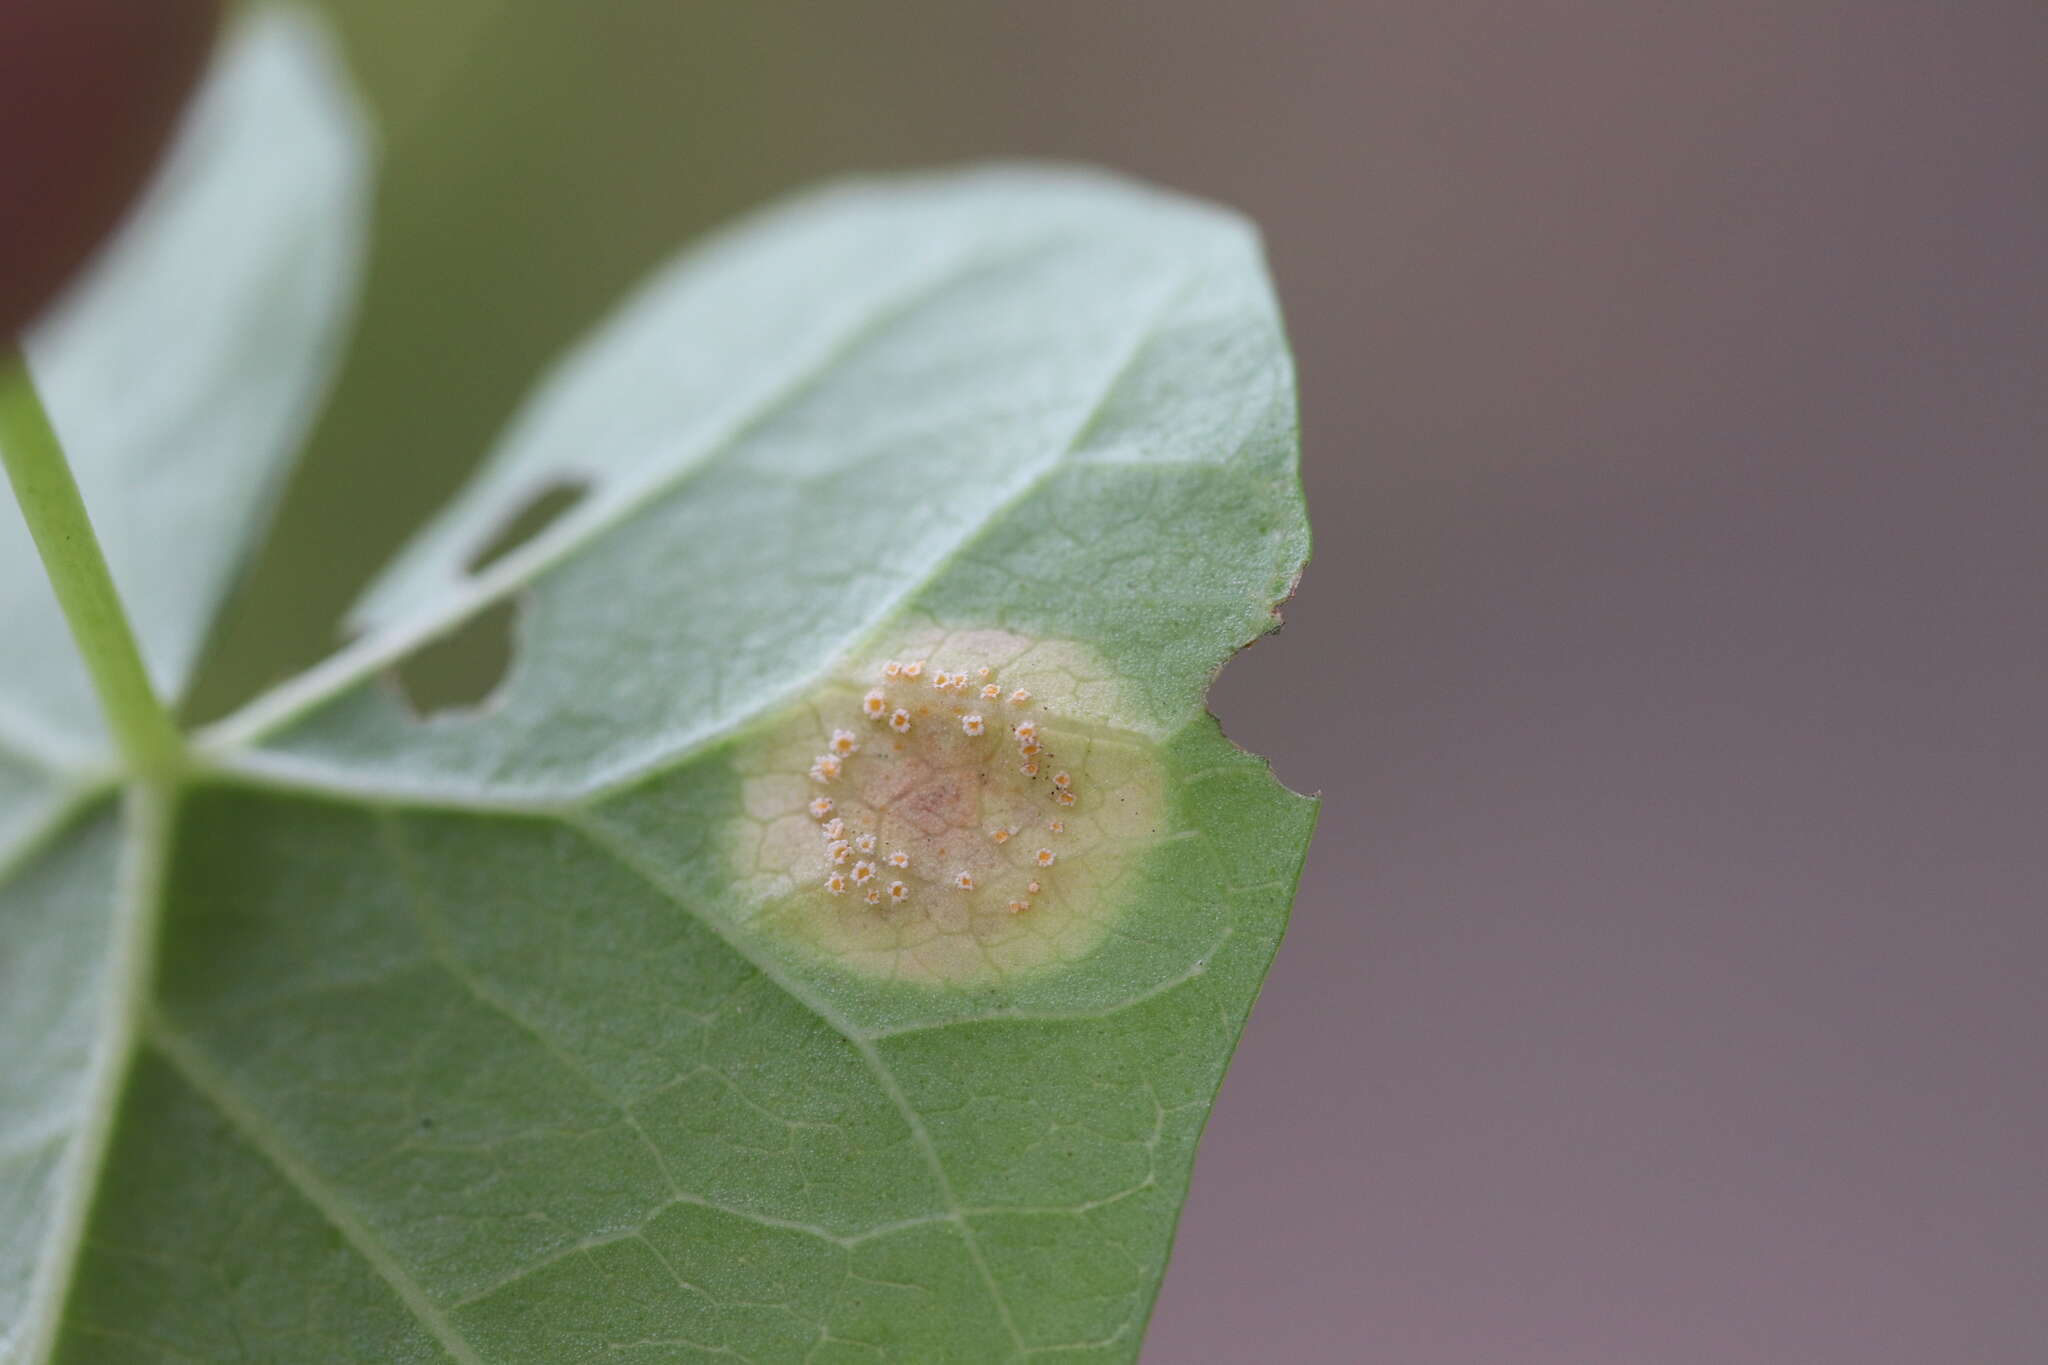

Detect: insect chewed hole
[464, 479, 590, 574]
[726, 627, 1168, 985]
[387, 596, 522, 717]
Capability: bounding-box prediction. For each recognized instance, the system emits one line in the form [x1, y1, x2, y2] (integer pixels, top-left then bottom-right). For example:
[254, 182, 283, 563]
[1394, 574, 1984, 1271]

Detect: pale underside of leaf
[204, 165, 1298, 804]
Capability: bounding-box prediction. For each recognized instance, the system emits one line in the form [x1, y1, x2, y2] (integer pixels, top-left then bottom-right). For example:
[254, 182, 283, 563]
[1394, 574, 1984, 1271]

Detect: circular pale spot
[727, 628, 1168, 985]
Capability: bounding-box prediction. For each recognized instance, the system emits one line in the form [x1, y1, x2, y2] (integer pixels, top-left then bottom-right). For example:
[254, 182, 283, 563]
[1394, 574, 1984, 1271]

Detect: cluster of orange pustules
[804, 658, 1080, 914]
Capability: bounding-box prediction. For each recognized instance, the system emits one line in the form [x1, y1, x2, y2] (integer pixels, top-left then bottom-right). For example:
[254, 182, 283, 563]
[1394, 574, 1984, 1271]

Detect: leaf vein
[563, 814, 1032, 1360]
[860, 928, 1232, 1039]
[142, 1023, 488, 1365]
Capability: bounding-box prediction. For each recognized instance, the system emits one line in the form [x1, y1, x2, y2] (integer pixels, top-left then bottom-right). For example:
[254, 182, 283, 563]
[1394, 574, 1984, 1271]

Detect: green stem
[0, 347, 184, 781]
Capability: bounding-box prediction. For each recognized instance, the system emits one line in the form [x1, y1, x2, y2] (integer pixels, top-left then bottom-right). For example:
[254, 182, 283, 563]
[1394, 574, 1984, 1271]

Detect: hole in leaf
[466, 479, 588, 574]
[388, 597, 521, 716]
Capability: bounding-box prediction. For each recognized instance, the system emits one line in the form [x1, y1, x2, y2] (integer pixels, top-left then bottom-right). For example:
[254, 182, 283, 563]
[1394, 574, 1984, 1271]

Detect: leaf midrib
[13, 786, 171, 1365]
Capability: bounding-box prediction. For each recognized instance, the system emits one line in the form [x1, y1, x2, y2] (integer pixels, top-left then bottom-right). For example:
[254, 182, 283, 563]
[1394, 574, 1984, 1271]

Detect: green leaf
[2, 11, 1313, 1363]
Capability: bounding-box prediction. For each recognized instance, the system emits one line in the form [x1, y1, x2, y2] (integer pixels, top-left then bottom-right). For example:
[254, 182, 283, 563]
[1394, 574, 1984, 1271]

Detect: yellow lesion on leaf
[726, 626, 1167, 985]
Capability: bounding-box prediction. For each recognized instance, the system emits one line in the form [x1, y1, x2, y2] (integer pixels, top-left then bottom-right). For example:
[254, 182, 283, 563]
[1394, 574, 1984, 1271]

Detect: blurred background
[58, 0, 2048, 1359]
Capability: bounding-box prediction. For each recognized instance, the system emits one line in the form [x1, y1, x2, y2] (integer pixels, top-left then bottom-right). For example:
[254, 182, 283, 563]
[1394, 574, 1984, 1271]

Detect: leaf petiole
[0, 346, 185, 781]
